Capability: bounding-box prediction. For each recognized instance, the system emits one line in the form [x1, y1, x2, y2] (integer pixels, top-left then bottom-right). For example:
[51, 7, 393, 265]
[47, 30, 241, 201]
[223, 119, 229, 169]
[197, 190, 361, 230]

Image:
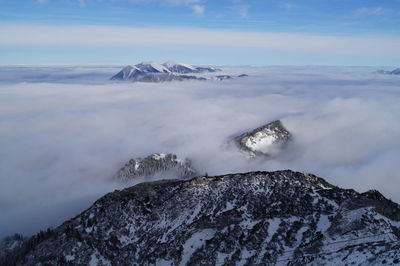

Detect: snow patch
[180, 229, 215, 266]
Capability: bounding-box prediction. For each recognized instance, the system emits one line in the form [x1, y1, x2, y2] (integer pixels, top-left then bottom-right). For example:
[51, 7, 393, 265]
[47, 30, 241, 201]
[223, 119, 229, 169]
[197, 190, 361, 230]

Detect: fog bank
[1, 65, 399, 238]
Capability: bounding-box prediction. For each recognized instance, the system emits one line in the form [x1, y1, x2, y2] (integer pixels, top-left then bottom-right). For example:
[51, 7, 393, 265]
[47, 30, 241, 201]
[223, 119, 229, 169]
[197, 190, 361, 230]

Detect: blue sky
[1, 0, 400, 65]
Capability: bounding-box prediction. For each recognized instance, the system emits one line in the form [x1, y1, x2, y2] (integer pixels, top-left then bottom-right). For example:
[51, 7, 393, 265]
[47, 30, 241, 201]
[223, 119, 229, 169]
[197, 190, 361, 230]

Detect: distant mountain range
[110, 61, 221, 82]
[2, 170, 399, 265]
[376, 68, 400, 75]
[110, 61, 248, 82]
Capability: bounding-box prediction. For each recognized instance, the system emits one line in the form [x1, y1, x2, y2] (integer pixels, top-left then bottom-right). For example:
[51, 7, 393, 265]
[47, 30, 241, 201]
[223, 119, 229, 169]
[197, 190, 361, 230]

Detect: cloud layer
[1, 65, 400, 239]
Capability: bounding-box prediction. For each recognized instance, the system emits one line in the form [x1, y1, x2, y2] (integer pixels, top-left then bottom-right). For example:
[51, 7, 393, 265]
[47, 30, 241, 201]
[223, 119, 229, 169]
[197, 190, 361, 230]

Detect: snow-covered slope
[2, 170, 399, 265]
[234, 120, 292, 158]
[162, 61, 197, 73]
[135, 61, 171, 74]
[114, 153, 197, 182]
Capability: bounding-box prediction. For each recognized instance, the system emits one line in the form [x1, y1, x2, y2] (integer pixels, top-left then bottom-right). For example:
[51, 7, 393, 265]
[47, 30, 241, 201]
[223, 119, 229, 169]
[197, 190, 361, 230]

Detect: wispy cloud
[282, 3, 297, 10]
[1, 65, 400, 238]
[192, 4, 205, 16]
[130, 0, 201, 5]
[167, 0, 201, 5]
[36, 0, 48, 3]
[235, 5, 250, 18]
[355, 6, 384, 16]
[78, 0, 86, 8]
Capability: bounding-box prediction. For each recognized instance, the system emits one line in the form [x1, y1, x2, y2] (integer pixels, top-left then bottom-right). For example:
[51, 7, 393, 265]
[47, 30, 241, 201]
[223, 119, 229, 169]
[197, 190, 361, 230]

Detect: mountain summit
[2, 170, 399, 265]
[233, 120, 292, 158]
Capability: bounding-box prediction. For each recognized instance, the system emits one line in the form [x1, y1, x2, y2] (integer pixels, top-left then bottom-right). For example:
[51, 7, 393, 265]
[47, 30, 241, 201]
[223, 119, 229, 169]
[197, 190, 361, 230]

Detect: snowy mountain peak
[162, 61, 197, 73]
[110, 61, 223, 82]
[234, 119, 292, 158]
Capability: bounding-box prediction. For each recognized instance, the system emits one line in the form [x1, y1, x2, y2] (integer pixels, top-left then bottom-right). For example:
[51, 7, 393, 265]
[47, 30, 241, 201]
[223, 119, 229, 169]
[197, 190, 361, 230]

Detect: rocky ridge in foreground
[1, 170, 399, 265]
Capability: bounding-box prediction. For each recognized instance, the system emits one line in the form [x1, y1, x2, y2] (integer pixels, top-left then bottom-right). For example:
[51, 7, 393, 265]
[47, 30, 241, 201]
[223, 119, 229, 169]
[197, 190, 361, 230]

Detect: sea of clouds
[0, 65, 399, 238]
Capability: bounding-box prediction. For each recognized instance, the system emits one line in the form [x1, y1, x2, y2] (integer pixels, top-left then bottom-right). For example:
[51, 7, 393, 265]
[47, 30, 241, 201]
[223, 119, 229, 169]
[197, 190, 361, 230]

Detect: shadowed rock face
[113, 153, 197, 182]
[234, 120, 292, 158]
[2, 170, 399, 265]
[376, 68, 400, 75]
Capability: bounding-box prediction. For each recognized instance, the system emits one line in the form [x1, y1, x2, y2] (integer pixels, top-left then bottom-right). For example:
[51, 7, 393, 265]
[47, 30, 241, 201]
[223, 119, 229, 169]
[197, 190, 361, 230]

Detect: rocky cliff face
[2, 170, 399, 265]
[113, 153, 197, 182]
[234, 120, 292, 158]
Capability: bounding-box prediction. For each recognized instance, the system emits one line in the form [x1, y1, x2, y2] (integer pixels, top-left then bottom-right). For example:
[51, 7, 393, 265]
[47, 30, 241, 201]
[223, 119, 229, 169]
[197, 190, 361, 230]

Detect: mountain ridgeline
[1, 170, 400, 265]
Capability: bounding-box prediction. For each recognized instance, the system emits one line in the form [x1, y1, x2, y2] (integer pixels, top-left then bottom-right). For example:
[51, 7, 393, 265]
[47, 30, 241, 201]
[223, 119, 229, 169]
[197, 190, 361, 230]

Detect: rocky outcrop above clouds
[233, 120, 292, 158]
[113, 153, 197, 182]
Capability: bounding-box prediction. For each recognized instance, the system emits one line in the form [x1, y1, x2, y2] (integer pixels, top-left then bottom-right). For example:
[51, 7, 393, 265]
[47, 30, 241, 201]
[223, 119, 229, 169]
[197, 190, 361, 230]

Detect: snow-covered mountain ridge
[110, 61, 224, 82]
[2, 170, 399, 265]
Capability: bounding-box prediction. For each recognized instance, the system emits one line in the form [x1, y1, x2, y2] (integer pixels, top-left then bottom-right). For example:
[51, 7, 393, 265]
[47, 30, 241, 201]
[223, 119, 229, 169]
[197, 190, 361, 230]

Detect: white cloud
[192, 4, 205, 16]
[236, 5, 250, 18]
[283, 3, 296, 9]
[36, 0, 48, 3]
[355, 6, 384, 16]
[78, 0, 86, 7]
[1, 65, 400, 239]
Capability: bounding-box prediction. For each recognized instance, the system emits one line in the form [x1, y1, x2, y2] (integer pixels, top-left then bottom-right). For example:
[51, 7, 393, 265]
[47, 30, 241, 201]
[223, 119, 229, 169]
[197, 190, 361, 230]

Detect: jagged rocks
[113, 153, 197, 182]
[2, 170, 399, 265]
[0, 234, 26, 259]
[233, 120, 292, 158]
[215, 75, 232, 80]
[376, 68, 400, 75]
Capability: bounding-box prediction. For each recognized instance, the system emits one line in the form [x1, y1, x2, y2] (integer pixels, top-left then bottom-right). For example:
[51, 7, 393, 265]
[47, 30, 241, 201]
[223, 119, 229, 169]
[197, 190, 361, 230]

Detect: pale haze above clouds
[1, 25, 400, 65]
[0, 65, 400, 239]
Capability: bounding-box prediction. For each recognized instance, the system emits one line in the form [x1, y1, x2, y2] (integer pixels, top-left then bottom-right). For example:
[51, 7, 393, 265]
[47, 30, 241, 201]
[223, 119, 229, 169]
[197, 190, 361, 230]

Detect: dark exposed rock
[215, 75, 232, 80]
[2, 170, 399, 265]
[376, 68, 400, 75]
